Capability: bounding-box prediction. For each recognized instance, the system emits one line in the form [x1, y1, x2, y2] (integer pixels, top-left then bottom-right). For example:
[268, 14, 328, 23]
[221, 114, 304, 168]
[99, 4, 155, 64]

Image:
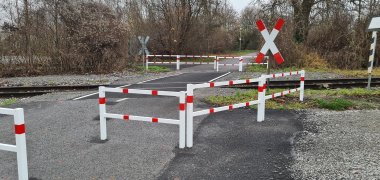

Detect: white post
[179, 91, 186, 149]
[99, 86, 107, 140]
[239, 56, 243, 72]
[216, 57, 220, 72]
[214, 57, 217, 70]
[186, 84, 194, 148]
[176, 55, 180, 70]
[14, 108, 28, 180]
[146, 56, 149, 71]
[368, 31, 377, 89]
[300, 70, 305, 102]
[257, 77, 266, 122]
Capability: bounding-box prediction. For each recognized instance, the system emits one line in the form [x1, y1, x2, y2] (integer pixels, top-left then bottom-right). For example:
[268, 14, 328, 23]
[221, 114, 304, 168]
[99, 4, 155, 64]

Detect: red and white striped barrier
[99, 86, 186, 148]
[0, 108, 28, 180]
[186, 77, 262, 147]
[216, 56, 268, 72]
[186, 70, 305, 147]
[146, 55, 217, 70]
[257, 70, 305, 122]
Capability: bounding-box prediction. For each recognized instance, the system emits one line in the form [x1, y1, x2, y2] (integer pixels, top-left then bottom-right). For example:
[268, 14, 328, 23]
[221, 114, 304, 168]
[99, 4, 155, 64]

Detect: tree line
[0, 0, 379, 77]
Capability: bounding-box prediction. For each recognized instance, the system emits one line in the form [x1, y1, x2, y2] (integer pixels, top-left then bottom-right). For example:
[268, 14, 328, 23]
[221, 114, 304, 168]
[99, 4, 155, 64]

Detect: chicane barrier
[185, 70, 305, 147]
[98, 86, 186, 148]
[0, 108, 28, 180]
[216, 56, 269, 72]
[146, 55, 217, 71]
[257, 70, 305, 122]
[186, 77, 262, 147]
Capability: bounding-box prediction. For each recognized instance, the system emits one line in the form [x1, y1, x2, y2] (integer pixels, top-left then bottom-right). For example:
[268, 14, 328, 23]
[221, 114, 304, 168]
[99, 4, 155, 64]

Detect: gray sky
[230, 0, 252, 14]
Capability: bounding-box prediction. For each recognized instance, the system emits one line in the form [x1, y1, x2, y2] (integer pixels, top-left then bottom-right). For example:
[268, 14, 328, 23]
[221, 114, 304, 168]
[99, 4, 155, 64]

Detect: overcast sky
[230, 0, 252, 14]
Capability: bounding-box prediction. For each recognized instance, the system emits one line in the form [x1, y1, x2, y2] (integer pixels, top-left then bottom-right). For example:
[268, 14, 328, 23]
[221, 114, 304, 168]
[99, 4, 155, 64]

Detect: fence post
[239, 56, 243, 72]
[179, 91, 186, 149]
[99, 86, 107, 140]
[186, 84, 194, 148]
[300, 70, 305, 102]
[257, 77, 266, 122]
[216, 57, 219, 72]
[14, 108, 28, 180]
[176, 55, 180, 70]
[214, 57, 217, 70]
[146, 56, 149, 71]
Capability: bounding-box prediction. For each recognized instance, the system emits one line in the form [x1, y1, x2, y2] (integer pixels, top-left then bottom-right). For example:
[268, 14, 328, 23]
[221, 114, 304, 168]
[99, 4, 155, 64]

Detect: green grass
[0, 98, 18, 107]
[245, 65, 268, 73]
[316, 98, 354, 110]
[137, 66, 170, 73]
[204, 88, 380, 111]
[222, 50, 257, 56]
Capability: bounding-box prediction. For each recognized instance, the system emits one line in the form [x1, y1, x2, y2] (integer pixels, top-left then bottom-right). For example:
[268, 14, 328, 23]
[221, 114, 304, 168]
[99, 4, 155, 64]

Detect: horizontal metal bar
[105, 113, 180, 125]
[0, 143, 17, 152]
[103, 87, 181, 97]
[193, 100, 259, 117]
[0, 108, 15, 115]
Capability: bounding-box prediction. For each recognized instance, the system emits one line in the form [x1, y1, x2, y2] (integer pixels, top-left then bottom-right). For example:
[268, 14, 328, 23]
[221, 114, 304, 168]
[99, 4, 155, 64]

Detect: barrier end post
[99, 86, 107, 140]
[176, 55, 180, 70]
[257, 77, 266, 122]
[186, 84, 194, 148]
[179, 91, 186, 149]
[300, 70, 305, 102]
[14, 108, 28, 180]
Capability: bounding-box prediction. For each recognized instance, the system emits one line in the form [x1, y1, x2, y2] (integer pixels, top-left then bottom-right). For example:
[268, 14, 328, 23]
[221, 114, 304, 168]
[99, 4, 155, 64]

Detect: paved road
[0, 55, 303, 179]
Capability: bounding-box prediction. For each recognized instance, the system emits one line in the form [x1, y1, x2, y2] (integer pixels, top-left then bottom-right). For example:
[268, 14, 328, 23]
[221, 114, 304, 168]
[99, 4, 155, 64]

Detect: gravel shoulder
[291, 110, 380, 179]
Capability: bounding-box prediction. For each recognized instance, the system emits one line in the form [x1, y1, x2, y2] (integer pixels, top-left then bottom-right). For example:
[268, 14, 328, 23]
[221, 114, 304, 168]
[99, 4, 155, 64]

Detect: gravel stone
[291, 110, 380, 179]
[0, 71, 180, 87]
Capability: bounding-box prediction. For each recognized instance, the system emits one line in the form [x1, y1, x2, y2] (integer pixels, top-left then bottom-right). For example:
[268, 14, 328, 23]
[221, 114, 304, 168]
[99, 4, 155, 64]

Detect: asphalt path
[0, 55, 303, 179]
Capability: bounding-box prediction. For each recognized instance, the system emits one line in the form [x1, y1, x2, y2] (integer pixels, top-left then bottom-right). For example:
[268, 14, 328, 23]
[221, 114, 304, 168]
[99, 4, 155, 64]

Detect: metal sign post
[367, 17, 380, 89]
[256, 18, 285, 92]
[138, 36, 150, 70]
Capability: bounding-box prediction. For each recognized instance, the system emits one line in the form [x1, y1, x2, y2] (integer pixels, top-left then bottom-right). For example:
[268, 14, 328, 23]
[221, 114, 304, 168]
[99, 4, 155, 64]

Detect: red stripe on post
[152, 118, 158, 123]
[123, 115, 129, 121]
[301, 77, 305, 81]
[15, 124, 25, 134]
[123, 89, 129, 94]
[187, 96, 194, 103]
[281, 92, 284, 96]
[274, 52, 284, 64]
[272, 93, 275, 99]
[258, 86, 264, 92]
[256, 53, 265, 63]
[152, 90, 158, 96]
[274, 18, 285, 31]
[256, 20, 266, 31]
[210, 82, 215, 88]
[210, 108, 215, 114]
[282, 73, 284, 77]
[289, 90, 291, 94]
[179, 103, 185, 111]
[246, 102, 250, 107]
[99, 98, 106, 104]
[229, 105, 233, 111]
[246, 79, 250, 84]
[272, 74, 276, 78]
[229, 81, 234, 86]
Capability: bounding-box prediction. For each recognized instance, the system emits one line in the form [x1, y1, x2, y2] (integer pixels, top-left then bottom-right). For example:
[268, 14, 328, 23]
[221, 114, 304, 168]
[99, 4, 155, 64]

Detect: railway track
[226, 78, 380, 89]
[0, 78, 379, 98]
[0, 85, 104, 98]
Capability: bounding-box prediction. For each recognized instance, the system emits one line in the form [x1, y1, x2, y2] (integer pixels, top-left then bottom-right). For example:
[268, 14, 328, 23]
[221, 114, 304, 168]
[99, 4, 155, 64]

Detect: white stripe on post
[146, 56, 149, 71]
[179, 91, 186, 149]
[99, 86, 107, 140]
[176, 55, 180, 70]
[239, 56, 243, 72]
[186, 84, 194, 148]
[216, 57, 220, 72]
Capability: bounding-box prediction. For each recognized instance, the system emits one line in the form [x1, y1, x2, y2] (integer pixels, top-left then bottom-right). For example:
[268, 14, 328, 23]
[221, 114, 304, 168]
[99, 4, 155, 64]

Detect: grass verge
[137, 66, 171, 73]
[204, 88, 380, 111]
[0, 98, 18, 107]
[221, 50, 257, 56]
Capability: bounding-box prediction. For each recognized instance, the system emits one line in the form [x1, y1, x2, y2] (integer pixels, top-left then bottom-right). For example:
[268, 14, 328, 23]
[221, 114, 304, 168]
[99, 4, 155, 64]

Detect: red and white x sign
[255, 18, 285, 64]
